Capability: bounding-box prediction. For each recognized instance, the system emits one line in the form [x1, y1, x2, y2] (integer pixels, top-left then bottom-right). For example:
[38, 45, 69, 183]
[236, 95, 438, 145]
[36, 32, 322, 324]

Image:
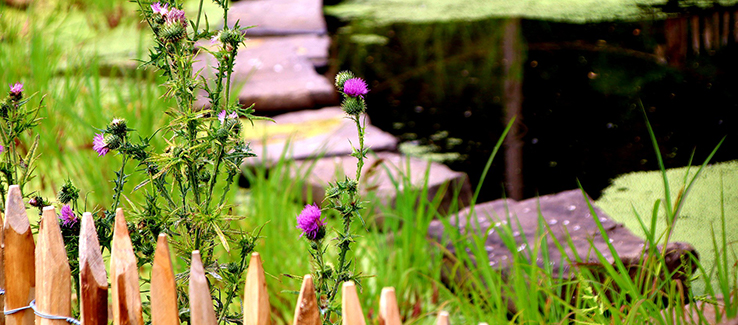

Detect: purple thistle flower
[296, 204, 325, 241]
[60, 204, 78, 227]
[218, 110, 238, 123]
[151, 2, 169, 15]
[343, 78, 369, 98]
[93, 133, 110, 156]
[0, 145, 3, 153]
[9, 82, 23, 95]
[165, 8, 187, 26]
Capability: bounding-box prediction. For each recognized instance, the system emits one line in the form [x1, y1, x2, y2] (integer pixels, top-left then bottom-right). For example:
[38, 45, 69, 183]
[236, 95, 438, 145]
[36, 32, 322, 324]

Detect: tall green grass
[2, 2, 736, 324]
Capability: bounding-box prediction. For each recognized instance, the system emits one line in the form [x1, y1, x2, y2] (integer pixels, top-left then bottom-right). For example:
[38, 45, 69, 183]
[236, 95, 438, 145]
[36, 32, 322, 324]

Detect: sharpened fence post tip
[151, 234, 178, 325]
[244, 251, 271, 325]
[79, 211, 108, 325]
[341, 281, 366, 325]
[292, 275, 320, 325]
[379, 287, 401, 325]
[436, 311, 449, 325]
[4, 184, 35, 325]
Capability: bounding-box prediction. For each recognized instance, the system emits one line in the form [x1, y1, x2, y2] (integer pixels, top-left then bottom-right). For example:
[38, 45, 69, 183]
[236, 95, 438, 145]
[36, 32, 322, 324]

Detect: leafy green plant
[294, 71, 372, 324]
[0, 83, 43, 208]
[84, 0, 274, 322]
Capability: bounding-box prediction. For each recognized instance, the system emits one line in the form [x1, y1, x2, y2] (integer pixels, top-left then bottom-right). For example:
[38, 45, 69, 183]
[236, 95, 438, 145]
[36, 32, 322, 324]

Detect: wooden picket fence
[0, 185, 451, 325]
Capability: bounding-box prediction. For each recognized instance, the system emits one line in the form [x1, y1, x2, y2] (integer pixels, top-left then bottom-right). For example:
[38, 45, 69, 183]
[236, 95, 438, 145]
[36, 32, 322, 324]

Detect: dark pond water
[328, 17, 738, 202]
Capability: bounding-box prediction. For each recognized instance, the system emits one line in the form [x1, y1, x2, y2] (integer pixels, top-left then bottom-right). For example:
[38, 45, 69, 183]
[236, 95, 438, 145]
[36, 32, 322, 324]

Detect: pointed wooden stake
[3, 185, 35, 325]
[291, 275, 320, 325]
[189, 251, 217, 325]
[79, 212, 109, 325]
[0, 210, 5, 325]
[341, 281, 365, 325]
[243, 252, 271, 325]
[378, 287, 401, 325]
[436, 311, 449, 325]
[110, 208, 143, 325]
[151, 234, 179, 325]
[35, 206, 71, 325]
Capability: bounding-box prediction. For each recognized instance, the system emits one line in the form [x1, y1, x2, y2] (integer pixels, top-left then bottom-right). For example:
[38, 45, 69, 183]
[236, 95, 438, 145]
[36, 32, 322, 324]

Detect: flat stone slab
[226, 0, 326, 36]
[428, 189, 698, 280]
[194, 35, 336, 112]
[292, 151, 472, 214]
[242, 107, 398, 164]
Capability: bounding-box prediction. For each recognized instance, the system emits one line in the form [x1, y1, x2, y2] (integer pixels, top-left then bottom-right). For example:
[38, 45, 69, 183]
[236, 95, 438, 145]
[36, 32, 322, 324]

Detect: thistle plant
[0, 82, 44, 209]
[297, 71, 370, 324]
[90, 1, 267, 323]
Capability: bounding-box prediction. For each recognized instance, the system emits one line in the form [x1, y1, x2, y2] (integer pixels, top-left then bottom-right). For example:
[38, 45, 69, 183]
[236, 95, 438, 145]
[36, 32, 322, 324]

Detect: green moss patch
[326, 0, 738, 25]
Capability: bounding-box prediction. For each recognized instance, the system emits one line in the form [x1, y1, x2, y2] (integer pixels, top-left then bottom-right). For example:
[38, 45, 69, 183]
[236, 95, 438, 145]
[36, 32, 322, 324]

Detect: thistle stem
[205, 145, 225, 212]
[111, 152, 129, 212]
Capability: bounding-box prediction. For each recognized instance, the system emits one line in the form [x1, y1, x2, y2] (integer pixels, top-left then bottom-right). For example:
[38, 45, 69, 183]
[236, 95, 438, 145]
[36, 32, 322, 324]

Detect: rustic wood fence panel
[0, 184, 452, 325]
[665, 8, 738, 67]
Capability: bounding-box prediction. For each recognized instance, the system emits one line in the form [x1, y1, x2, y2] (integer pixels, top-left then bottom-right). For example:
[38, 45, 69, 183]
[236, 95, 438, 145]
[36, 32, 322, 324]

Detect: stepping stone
[242, 107, 398, 164]
[226, 0, 326, 36]
[291, 151, 473, 215]
[427, 189, 698, 281]
[194, 35, 336, 112]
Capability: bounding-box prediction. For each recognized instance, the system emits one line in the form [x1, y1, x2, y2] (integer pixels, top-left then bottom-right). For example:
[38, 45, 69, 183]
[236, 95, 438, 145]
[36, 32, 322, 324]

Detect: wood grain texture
[151, 234, 179, 325]
[341, 281, 365, 325]
[378, 287, 401, 325]
[3, 185, 35, 325]
[110, 208, 143, 325]
[435, 311, 449, 325]
[0, 210, 5, 325]
[243, 252, 271, 325]
[79, 212, 109, 325]
[291, 275, 319, 325]
[35, 206, 71, 325]
[189, 251, 217, 325]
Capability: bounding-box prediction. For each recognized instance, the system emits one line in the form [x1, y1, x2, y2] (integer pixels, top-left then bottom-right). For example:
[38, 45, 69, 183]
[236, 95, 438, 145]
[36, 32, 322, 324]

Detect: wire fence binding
[3, 299, 81, 325]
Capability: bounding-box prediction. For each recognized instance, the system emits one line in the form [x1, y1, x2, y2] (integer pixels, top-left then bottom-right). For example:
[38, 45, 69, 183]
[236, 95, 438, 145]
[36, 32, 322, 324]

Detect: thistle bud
[29, 196, 45, 207]
[8, 83, 23, 102]
[341, 96, 366, 116]
[104, 134, 122, 150]
[108, 118, 128, 136]
[325, 186, 341, 200]
[219, 29, 243, 47]
[58, 180, 80, 204]
[334, 71, 356, 91]
[161, 22, 186, 43]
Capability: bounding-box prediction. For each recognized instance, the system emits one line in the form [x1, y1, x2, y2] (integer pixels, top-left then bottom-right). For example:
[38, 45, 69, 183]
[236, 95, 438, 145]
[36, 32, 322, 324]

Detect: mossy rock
[596, 160, 738, 295]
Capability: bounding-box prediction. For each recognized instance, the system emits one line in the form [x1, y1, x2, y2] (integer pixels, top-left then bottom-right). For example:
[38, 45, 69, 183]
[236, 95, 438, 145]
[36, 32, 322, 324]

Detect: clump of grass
[430, 110, 736, 324]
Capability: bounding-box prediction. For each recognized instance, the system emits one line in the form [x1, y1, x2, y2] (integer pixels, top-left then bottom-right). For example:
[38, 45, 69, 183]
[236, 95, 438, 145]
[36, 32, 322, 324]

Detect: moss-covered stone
[596, 160, 738, 294]
[326, 0, 738, 25]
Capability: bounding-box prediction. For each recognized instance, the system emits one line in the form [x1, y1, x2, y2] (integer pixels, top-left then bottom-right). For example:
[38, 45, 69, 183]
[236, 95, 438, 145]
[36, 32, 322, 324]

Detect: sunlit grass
[2, 1, 737, 324]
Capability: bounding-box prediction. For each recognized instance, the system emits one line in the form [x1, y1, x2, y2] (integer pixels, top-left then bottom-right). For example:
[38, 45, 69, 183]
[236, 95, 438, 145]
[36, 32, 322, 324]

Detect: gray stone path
[292, 151, 472, 215]
[427, 189, 698, 281]
[226, 0, 327, 36]
[242, 107, 398, 164]
[195, 0, 335, 112]
[195, 35, 335, 111]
